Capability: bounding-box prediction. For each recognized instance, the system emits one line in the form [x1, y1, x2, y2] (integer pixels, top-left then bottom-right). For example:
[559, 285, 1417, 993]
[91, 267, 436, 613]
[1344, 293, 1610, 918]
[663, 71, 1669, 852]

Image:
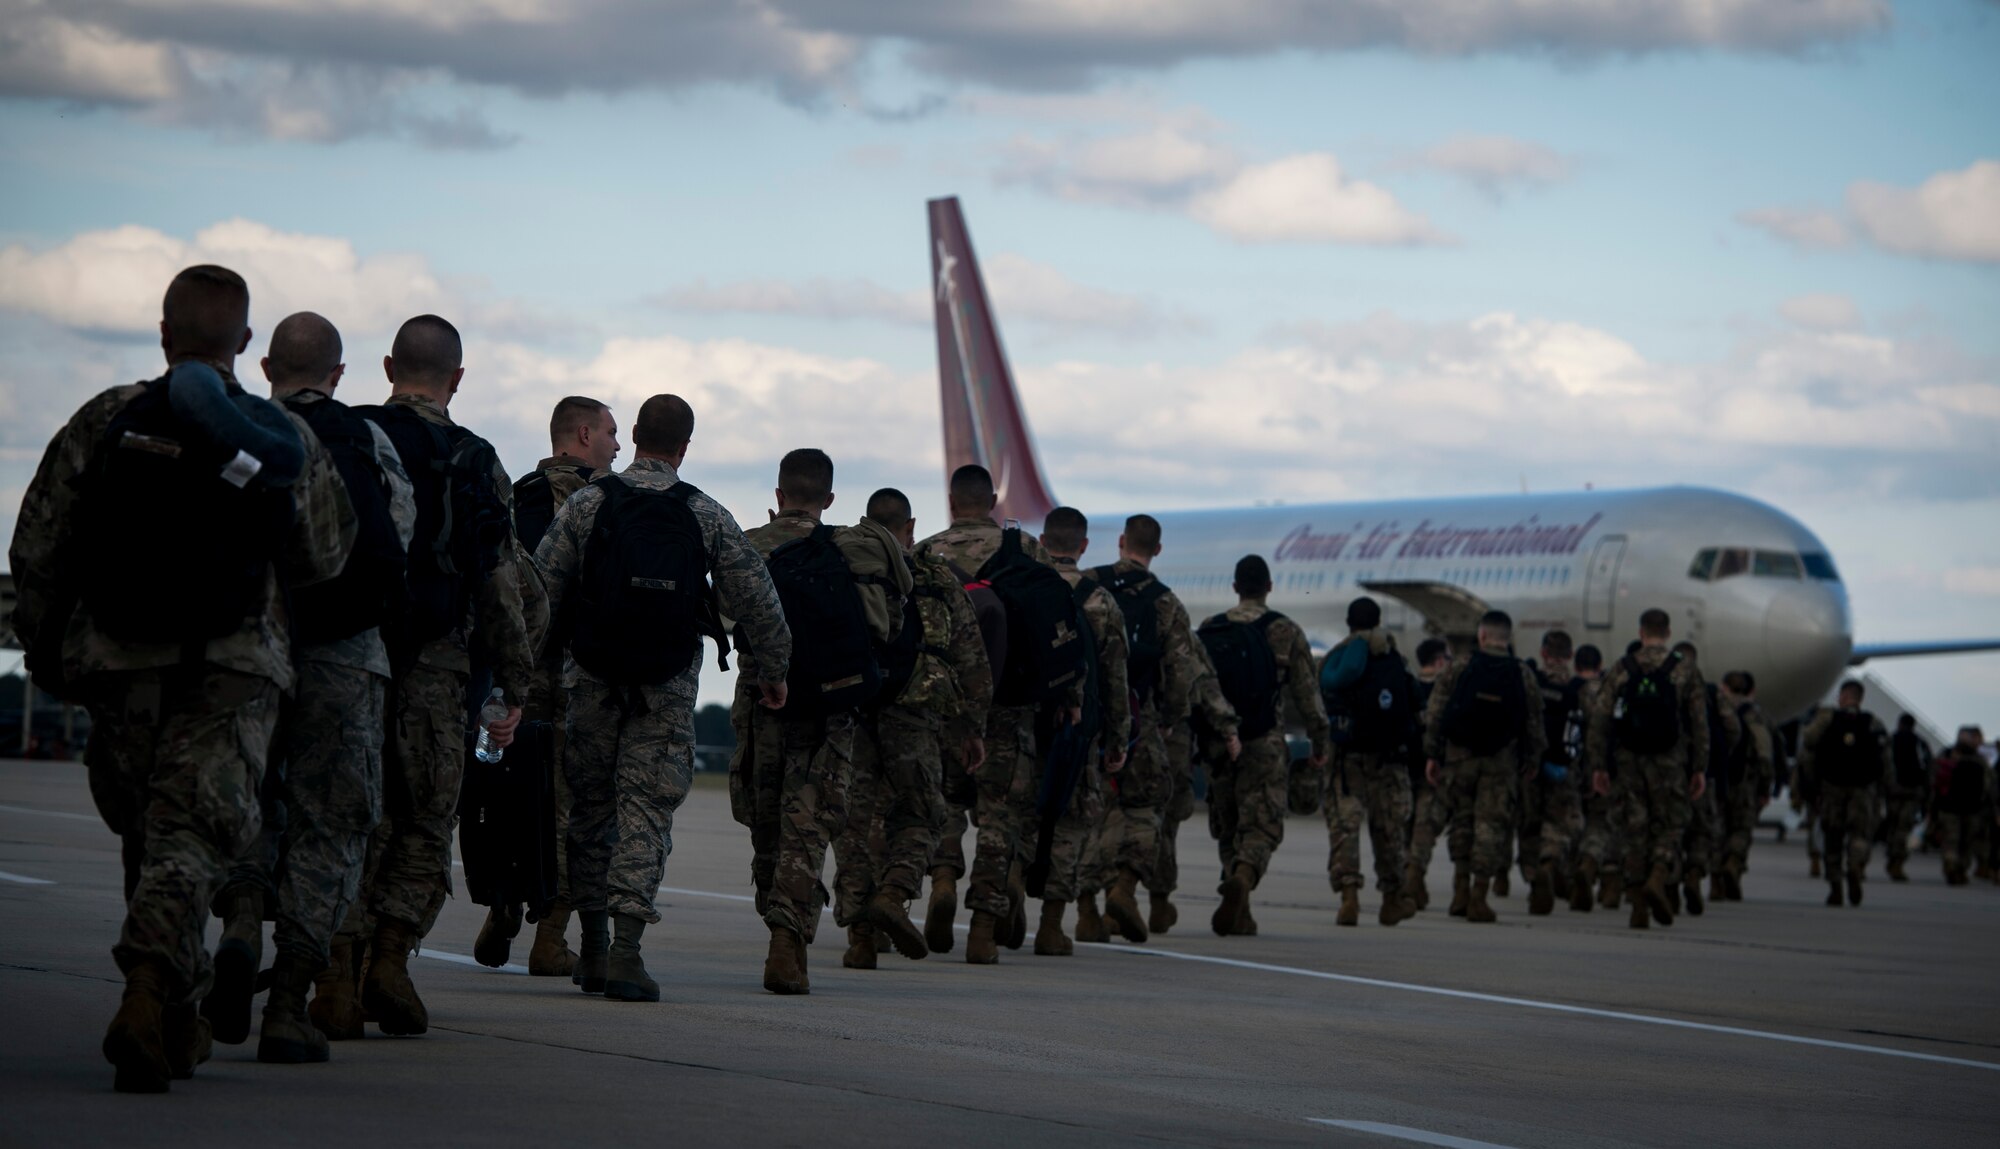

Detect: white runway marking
[0, 803, 99, 822]
[1115, 946, 2000, 1073]
[1308, 1119, 1517, 1148]
[417, 948, 528, 975]
[0, 869, 55, 885]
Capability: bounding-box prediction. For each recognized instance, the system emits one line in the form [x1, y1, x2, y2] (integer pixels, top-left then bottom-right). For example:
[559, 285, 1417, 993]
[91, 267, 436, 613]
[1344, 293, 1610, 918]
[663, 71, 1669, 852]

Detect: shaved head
[634, 394, 695, 455]
[389, 314, 463, 387]
[949, 464, 995, 510]
[161, 264, 250, 360]
[265, 312, 343, 391]
[1042, 506, 1088, 557]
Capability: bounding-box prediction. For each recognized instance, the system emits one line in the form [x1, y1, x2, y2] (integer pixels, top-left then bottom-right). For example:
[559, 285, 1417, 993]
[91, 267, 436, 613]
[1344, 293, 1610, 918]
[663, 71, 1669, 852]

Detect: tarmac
[2, 755, 1996, 1148]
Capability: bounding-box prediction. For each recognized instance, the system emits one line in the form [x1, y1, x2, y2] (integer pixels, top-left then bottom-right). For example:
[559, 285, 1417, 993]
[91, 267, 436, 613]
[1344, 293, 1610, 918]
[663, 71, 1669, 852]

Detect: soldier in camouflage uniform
[493, 396, 621, 978]
[1403, 638, 1452, 910]
[8, 266, 354, 1092]
[1149, 638, 1237, 933]
[1567, 645, 1622, 911]
[1318, 597, 1417, 927]
[1797, 680, 1891, 908]
[1205, 555, 1314, 937]
[1670, 643, 1725, 916]
[320, 315, 539, 1039]
[1424, 611, 1545, 924]
[1882, 713, 1929, 884]
[1932, 727, 1991, 885]
[1714, 671, 1774, 901]
[1586, 609, 1709, 930]
[832, 488, 992, 970]
[1039, 508, 1131, 953]
[1521, 631, 1585, 916]
[536, 394, 790, 1002]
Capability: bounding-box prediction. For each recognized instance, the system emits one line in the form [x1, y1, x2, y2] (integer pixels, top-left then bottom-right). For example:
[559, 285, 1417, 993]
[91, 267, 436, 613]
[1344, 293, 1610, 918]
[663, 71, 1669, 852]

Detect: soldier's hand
[1068, 706, 1083, 726]
[1107, 748, 1127, 773]
[1592, 770, 1611, 797]
[1425, 759, 1442, 787]
[1690, 773, 1707, 801]
[963, 737, 987, 774]
[1225, 734, 1243, 761]
[1309, 753, 1327, 770]
[758, 680, 788, 710]
[485, 706, 523, 750]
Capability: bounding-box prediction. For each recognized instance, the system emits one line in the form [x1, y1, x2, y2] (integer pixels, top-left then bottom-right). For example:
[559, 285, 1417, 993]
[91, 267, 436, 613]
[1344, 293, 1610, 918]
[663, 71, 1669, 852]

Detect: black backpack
[1614, 653, 1682, 754]
[976, 529, 1088, 706]
[1939, 754, 1987, 815]
[1027, 578, 1105, 897]
[1703, 684, 1748, 795]
[1198, 612, 1282, 740]
[1341, 649, 1418, 756]
[1090, 565, 1170, 704]
[1536, 669, 1584, 767]
[1891, 730, 1931, 791]
[1816, 710, 1882, 787]
[766, 525, 882, 717]
[1442, 652, 1527, 756]
[513, 464, 593, 555]
[569, 477, 718, 685]
[77, 376, 295, 647]
[284, 395, 408, 647]
[358, 404, 510, 654]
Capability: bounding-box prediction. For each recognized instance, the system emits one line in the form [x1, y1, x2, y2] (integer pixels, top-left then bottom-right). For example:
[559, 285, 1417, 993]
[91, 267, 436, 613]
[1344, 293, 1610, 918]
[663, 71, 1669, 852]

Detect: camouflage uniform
[535, 458, 789, 924]
[8, 364, 354, 1001]
[1206, 601, 1330, 886]
[519, 455, 598, 906]
[1519, 663, 1584, 886]
[1322, 630, 1412, 896]
[1797, 706, 1891, 882]
[1571, 675, 1622, 877]
[1882, 730, 1929, 873]
[1719, 695, 1774, 880]
[1425, 644, 1545, 882]
[1043, 557, 1130, 902]
[1586, 647, 1708, 886]
[1680, 695, 1742, 886]
[1931, 747, 1993, 880]
[1406, 668, 1449, 879]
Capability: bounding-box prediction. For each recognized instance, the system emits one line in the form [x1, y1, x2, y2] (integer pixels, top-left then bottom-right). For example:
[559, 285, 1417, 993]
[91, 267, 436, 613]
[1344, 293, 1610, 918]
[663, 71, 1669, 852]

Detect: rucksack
[284, 395, 408, 647]
[1027, 577, 1105, 897]
[1892, 730, 1931, 791]
[1816, 710, 1882, 787]
[1090, 565, 1170, 704]
[358, 404, 510, 654]
[767, 525, 882, 716]
[948, 562, 1009, 684]
[976, 528, 1088, 706]
[1536, 669, 1585, 767]
[1613, 653, 1682, 755]
[513, 464, 593, 555]
[569, 476, 717, 685]
[1442, 651, 1527, 756]
[1704, 684, 1747, 794]
[1339, 648, 1417, 756]
[1936, 753, 1987, 814]
[77, 376, 295, 647]
[1197, 612, 1282, 740]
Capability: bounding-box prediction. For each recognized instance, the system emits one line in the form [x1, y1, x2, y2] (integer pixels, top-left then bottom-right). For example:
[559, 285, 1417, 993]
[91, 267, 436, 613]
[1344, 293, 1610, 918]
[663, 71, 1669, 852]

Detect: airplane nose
[1762, 583, 1853, 719]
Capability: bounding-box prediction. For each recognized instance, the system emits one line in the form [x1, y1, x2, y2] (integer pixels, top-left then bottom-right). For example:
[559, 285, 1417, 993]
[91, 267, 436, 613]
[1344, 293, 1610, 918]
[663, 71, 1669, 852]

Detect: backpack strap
[1072, 576, 1099, 609]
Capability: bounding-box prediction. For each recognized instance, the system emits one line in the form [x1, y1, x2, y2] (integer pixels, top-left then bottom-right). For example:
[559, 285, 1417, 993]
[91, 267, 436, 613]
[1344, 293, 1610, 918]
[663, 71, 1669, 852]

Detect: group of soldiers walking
[11, 265, 1996, 1097]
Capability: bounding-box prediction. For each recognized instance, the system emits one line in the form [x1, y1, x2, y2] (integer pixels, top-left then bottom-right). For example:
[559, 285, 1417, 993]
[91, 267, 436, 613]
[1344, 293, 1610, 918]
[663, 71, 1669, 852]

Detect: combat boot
[203, 887, 263, 1045]
[1551, 866, 1571, 901]
[1448, 867, 1471, 918]
[1887, 858, 1908, 883]
[1643, 864, 1675, 927]
[1846, 869, 1863, 907]
[1149, 892, 1178, 934]
[1825, 878, 1844, 906]
[1683, 873, 1705, 916]
[362, 917, 428, 1035]
[1104, 869, 1150, 943]
[1665, 879, 1682, 916]
[1528, 870, 1555, 916]
[1570, 857, 1597, 913]
[474, 901, 524, 969]
[1467, 877, 1497, 923]
[1336, 887, 1360, 927]
[1726, 866, 1745, 901]
[575, 909, 609, 994]
[1034, 900, 1074, 956]
[606, 913, 660, 1002]
[163, 1002, 211, 1080]
[843, 925, 878, 970]
[1404, 863, 1429, 911]
[1378, 889, 1415, 927]
[528, 901, 578, 977]
[1709, 873, 1728, 904]
[1628, 897, 1650, 930]
[1004, 864, 1029, 950]
[1809, 853, 1823, 878]
[965, 911, 1000, 965]
[1600, 871, 1624, 909]
[1212, 865, 1252, 937]
[763, 926, 809, 994]
[924, 868, 958, 955]
[867, 890, 929, 960]
[1492, 871, 1511, 898]
[104, 961, 172, 1094]
[258, 950, 330, 1064]
[1234, 900, 1259, 936]
[308, 937, 366, 1041]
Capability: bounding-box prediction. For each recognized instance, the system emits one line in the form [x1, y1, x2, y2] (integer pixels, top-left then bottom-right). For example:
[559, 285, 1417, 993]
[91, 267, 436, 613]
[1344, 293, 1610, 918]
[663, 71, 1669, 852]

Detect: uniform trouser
[1881, 794, 1921, 865]
[1150, 724, 1198, 895]
[1517, 774, 1582, 879]
[1042, 766, 1106, 903]
[1077, 804, 1123, 898]
[1682, 787, 1720, 880]
[1445, 753, 1519, 880]
[960, 705, 1037, 919]
[1721, 781, 1764, 874]
[1577, 788, 1622, 873]
[526, 671, 571, 905]
[1615, 752, 1692, 883]
[1208, 731, 1288, 885]
[1409, 772, 1447, 874]
[1935, 811, 1975, 875]
[831, 705, 946, 926]
[1817, 783, 1876, 880]
[1326, 752, 1411, 893]
[567, 669, 698, 924]
[85, 667, 278, 1004]
[1112, 710, 1169, 884]
[340, 662, 467, 939]
[226, 656, 384, 967]
[735, 705, 853, 942]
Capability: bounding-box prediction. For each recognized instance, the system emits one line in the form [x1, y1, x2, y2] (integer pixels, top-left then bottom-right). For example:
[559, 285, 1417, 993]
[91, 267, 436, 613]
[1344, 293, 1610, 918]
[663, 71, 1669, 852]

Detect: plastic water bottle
[474, 688, 509, 764]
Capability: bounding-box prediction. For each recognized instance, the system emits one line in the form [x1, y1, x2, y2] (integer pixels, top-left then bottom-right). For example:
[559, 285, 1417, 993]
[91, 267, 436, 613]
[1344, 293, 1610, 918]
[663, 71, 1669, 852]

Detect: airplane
[926, 196, 2000, 722]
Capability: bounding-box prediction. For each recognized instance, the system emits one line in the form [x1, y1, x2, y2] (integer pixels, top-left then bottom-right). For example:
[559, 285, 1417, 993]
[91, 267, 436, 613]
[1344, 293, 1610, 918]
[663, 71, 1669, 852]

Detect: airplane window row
[1687, 548, 1839, 582]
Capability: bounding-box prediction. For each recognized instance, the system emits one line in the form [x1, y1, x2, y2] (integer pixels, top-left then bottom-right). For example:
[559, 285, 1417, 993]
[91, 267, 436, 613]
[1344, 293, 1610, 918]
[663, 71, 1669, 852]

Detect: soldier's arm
[531, 485, 597, 628]
[1281, 621, 1332, 759]
[1584, 664, 1620, 773]
[1189, 639, 1239, 739]
[1797, 712, 1829, 784]
[1092, 591, 1131, 750]
[6, 393, 120, 640]
[366, 421, 417, 549]
[1682, 669, 1710, 778]
[1424, 660, 1461, 762]
[1157, 594, 1197, 726]
[708, 504, 791, 685]
[280, 411, 357, 589]
[943, 580, 993, 732]
[1520, 664, 1548, 765]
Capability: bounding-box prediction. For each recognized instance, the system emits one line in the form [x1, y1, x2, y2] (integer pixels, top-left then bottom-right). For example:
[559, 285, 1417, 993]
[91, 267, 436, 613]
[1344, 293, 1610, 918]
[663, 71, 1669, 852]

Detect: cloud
[997, 120, 1241, 208]
[1779, 293, 1862, 331]
[1190, 154, 1451, 246]
[1403, 134, 1572, 199]
[1942, 567, 2000, 597]
[657, 278, 929, 326]
[1742, 160, 2000, 264]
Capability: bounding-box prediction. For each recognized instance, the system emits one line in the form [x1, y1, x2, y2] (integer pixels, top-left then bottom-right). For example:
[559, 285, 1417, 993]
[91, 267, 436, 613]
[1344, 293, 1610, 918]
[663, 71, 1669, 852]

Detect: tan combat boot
[1336, 887, 1360, 927]
[843, 925, 878, 970]
[1825, 878, 1844, 906]
[1643, 864, 1675, 927]
[308, 937, 366, 1041]
[1212, 865, 1251, 937]
[763, 926, 809, 994]
[1149, 892, 1177, 934]
[965, 911, 1001, 965]
[1528, 868, 1555, 916]
[1846, 869, 1863, 907]
[1404, 862, 1429, 911]
[1809, 853, 1822, 878]
[473, 901, 524, 969]
[1467, 877, 1497, 923]
[867, 890, 930, 960]
[606, 913, 660, 1002]
[1004, 864, 1030, 950]
[1600, 871, 1624, 909]
[1887, 857, 1909, 882]
[1492, 871, 1511, 898]
[1034, 900, 1074, 956]
[1628, 896, 1650, 929]
[1075, 893, 1110, 943]
[104, 961, 172, 1094]
[1104, 868, 1150, 943]
[528, 901, 578, 977]
[1448, 867, 1471, 918]
[258, 950, 330, 1064]
[361, 917, 429, 1035]
[162, 1001, 212, 1081]
[1378, 889, 1415, 927]
[1682, 873, 1705, 916]
[203, 888, 263, 1045]
[924, 868, 958, 955]
[1570, 857, 1597, 913]
[1709, 873, 1728, 903]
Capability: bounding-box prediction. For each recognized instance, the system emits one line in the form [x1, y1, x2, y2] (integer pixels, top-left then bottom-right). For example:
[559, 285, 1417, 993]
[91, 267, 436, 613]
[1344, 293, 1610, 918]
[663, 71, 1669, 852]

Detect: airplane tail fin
[929, 196, 1058, 527]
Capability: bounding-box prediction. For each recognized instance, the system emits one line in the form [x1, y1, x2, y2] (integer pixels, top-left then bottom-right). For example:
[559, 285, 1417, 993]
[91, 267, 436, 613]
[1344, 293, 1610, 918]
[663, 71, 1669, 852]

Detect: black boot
[203, 888, 263, 1045]
[575, 909, 610, 994]
[605, 914, 660, 1002]
[259, 950, 331, 1064]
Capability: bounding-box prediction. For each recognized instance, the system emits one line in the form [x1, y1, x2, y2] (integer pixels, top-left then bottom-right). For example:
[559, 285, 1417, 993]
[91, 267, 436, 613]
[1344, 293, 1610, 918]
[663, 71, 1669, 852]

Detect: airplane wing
[1849, 639, 2000, 665]
[1358, 579, 1490, 640]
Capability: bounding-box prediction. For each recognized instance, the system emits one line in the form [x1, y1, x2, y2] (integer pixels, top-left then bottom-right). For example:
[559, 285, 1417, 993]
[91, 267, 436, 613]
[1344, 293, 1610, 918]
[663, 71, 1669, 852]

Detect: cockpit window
[1753, 551, 1803, 579]
[1801, 552, 1840, 581]
[1713, 548, 1750, 580]
[1688, 549, 1718, 581]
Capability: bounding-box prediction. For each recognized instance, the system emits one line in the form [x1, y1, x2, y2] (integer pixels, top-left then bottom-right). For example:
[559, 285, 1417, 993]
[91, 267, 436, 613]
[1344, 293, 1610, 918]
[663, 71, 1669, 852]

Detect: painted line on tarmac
[1306, 1120, 1516, 1148]
[1115, 947, 2000, 1073]
[417, 948, 529, 975]
[0, 869, 55, 885]
[0, 802, 99, 822]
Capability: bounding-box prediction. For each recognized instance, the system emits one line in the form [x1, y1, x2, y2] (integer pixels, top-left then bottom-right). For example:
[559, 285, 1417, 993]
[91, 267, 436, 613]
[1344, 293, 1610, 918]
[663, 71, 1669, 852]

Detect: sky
[1, 0, 1997, 725]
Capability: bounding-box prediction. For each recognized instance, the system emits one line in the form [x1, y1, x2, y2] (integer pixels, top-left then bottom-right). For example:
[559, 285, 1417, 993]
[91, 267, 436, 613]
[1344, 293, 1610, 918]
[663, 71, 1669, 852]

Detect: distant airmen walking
[1319, 596, 1417, 927]
[1797, 680, 1890, 908]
